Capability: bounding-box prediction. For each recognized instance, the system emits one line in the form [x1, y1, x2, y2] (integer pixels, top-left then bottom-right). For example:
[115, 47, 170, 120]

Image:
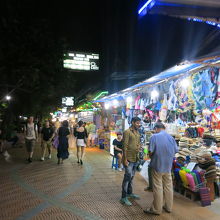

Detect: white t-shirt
[25, 123, 37, 140]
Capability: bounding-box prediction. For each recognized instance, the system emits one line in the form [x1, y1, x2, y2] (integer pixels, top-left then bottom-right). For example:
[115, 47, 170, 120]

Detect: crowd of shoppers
[1, 115, 178, 216]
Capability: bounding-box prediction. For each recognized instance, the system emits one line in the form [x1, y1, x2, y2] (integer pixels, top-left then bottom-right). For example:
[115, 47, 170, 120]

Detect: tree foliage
[0, 2, 76, 119]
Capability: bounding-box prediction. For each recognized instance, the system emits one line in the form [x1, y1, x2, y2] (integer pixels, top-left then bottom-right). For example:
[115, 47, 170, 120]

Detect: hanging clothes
[168, 81, 178, 111]
[135, 95, 141, 110]
[159, 94, 168, 122]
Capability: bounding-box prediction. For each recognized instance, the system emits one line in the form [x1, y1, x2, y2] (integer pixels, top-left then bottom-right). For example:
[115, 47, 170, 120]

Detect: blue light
[188, 17, 220, 29]
[192, 18, 203, 23]
[206, 21, 216, 26]
[138, 0, 155, 15]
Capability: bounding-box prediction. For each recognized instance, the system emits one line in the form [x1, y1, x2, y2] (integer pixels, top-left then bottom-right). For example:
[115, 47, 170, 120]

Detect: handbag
[53, 136, 59, 149]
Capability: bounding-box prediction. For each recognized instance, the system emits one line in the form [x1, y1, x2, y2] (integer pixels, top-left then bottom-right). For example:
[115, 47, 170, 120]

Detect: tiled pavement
[1, 139, 220, 220]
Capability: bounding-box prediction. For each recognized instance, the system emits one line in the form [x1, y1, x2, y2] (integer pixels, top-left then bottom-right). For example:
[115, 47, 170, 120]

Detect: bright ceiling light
[126, 96, 132, 103]
[6, 95, 11, 100]
[151, 90, 159, 98]
[180, 78, 190, 89]
[113, 99, 119, 106]
[105, 103, 110, 109]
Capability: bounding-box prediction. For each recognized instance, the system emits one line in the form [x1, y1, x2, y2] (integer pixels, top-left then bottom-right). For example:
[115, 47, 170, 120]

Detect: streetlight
[5, 95, 11, 101]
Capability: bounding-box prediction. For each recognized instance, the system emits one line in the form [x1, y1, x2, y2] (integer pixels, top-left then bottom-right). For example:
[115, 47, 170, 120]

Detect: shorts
[25, 139, 36, 152]
[77, 139, 86, 147]
[88, 133, 96, 141]
[114, 151, 122, 158]
[42, 140, 52, 150]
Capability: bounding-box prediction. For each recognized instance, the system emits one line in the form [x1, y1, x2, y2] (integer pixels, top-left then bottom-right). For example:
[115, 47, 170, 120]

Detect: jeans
[122, 162, 138, 198]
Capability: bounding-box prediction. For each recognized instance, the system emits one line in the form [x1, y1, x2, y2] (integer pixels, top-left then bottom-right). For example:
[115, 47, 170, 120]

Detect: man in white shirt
[24, 116, 38, 163]
[87, 122, 96, 147]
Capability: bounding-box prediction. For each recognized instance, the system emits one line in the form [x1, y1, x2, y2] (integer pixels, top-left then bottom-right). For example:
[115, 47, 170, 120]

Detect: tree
[0, 1, 76, 119]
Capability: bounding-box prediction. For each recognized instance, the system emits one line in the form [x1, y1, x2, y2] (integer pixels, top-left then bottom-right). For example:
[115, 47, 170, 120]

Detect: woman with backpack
[74, 120, 88, 165]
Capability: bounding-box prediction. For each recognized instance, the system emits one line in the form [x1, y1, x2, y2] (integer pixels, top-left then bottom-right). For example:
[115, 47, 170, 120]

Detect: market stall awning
[95, 55, 220, 102]
[139, 0, 220, 26]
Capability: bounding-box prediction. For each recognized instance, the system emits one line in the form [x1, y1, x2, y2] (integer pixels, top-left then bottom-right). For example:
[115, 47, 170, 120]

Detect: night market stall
[95, 55, 220, 205]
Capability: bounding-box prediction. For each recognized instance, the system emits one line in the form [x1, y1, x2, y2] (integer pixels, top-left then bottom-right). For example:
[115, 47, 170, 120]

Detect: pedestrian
[57, 120, 70, 164]
[0, 127, 11, 161]
[87, 122, 96, 147]
[41, 120, 54, 161]
[112, 132, 123, 171]
[144, 122, 178, 215]
[74, 120, 87, 165]
[8, 127, 19, 147]
[120, 117, 141, 206]
[24, 116, 38, 163]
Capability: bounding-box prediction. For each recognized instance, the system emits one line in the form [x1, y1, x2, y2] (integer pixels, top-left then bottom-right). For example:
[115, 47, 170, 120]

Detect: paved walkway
[1, 140, 220, 220]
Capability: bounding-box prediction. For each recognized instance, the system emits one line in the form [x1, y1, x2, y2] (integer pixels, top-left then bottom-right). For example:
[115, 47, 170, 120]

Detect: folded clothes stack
[179, 137, 188, 149]
[203, 132, 215, 139]
[216, 165, 220, 177]
[215, 135, 220, 143]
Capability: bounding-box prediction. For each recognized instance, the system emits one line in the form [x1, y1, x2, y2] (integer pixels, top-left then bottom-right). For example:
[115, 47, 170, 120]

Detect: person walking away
[120, 117, 141, 206]
[41, 120, 54, 161]
[0, 127, 11, 161]
[88, 122, 96, 147]
[144, 122, 178, 215]
[74, 121, 87, 165]
[57, 120, 70, 164]
[24, 116, 38, 163]
[113, 132, 123, 171]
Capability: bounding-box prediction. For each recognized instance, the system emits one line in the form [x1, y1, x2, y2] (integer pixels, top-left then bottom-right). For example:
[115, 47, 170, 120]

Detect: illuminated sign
[63, 52, 99, 71]
[62, 97, 74, 106]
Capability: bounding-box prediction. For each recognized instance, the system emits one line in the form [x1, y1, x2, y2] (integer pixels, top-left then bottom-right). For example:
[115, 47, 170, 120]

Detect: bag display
[186, 173, 196, 191]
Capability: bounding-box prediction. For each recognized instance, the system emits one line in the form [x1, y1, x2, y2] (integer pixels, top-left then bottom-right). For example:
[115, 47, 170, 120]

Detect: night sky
[1, 0, 220, 96]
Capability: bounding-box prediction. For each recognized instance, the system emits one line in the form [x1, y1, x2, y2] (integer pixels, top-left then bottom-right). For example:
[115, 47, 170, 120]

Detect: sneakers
[4, 151, 11, 162]
[127, 193, 140, 200]
[27, 158, 32, 163]
[120, 197, 132, 206]
[48, 154, 52, 159]
[40, 157, 44, 161]
[118, 168, 123, 172]
[3, 151, 10, 157]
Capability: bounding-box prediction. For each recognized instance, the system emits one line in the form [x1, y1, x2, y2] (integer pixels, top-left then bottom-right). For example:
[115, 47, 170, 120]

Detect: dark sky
[2, 0, 220, 96]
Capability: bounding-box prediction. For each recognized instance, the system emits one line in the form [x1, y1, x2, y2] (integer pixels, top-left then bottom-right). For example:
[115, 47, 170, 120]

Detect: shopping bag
[53, 136, 59, 149]
[140, 161, 149, 183]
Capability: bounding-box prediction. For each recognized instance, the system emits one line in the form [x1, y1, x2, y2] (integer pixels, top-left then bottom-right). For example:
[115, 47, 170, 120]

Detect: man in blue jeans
[120, 117, 141, 206]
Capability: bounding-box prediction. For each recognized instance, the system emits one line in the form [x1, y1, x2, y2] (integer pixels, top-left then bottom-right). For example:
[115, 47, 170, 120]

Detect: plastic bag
[140, 161, 149, 183]
[53, 136, 59, 149]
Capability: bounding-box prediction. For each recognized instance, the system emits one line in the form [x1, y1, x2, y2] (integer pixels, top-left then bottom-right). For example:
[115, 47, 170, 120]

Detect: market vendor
[112, 132, 123, 171]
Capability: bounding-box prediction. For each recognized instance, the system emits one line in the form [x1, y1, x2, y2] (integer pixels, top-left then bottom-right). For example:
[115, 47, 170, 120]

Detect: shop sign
[62, 97, 74, 106]
[63, 52, 99, 71]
